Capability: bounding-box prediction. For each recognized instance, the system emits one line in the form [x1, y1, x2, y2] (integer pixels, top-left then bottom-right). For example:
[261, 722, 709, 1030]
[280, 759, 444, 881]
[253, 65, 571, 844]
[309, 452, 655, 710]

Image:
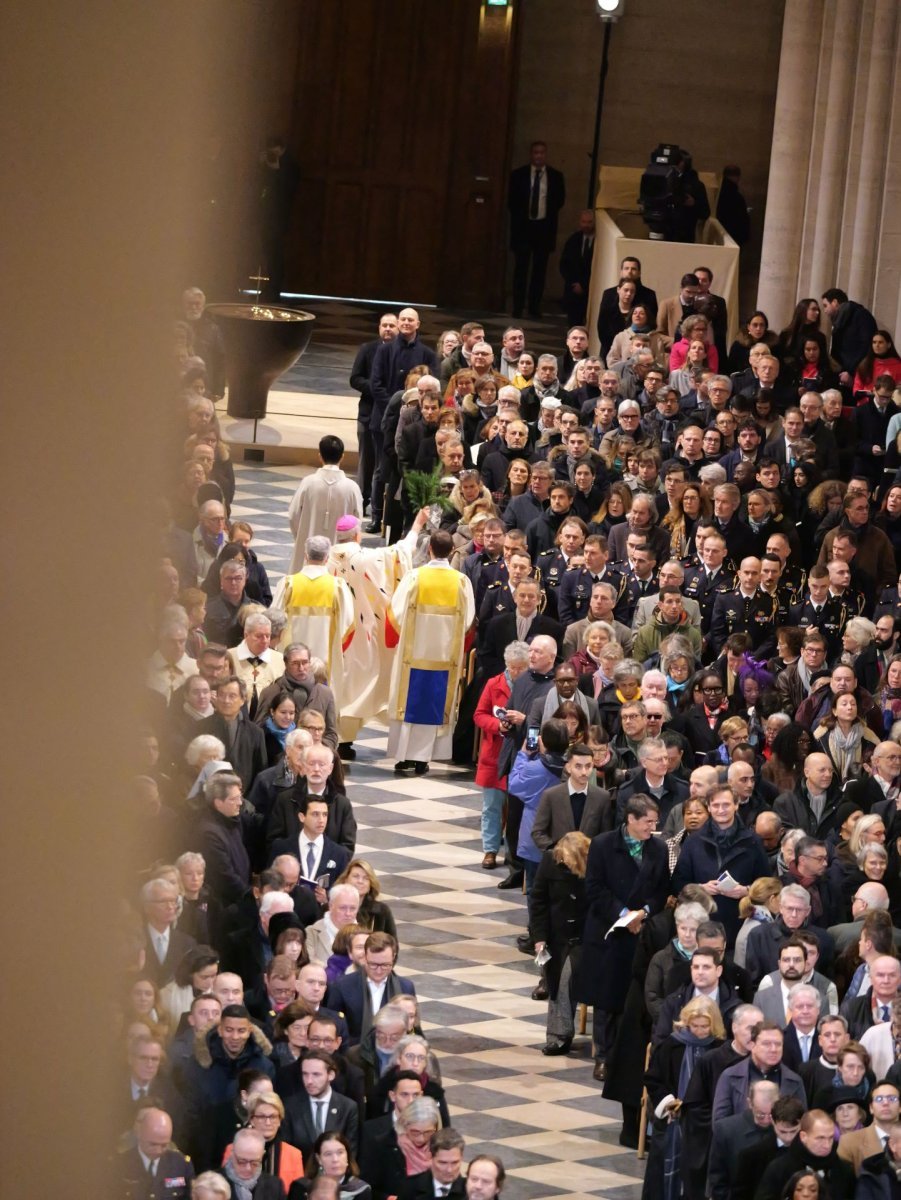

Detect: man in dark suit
[558, 210, 595, 326]
[712, 1022, 807, 1120]
[118, 1106, 194, 1200]
[197, 675, 268, 792]
[508, 140, 565, 318]
[614, 739, 688, 826]
[530, 743, 613, 851]
[327, 932, 416, 1044]
[399, 1127, 467, 1200]
[140, 877, 196, 987]
[478, 584, 563, 681]
[265, 754, 357, 853]
[275, 1013, 366, 1120]
[350, 312, 398, 507]
[731, 1095, 805, 1200]
[706, 1080, 780, 1200]
[359, 1074, 424, 1200]
[268, 793, 350, 894]
[281, 1050, 360, 1159]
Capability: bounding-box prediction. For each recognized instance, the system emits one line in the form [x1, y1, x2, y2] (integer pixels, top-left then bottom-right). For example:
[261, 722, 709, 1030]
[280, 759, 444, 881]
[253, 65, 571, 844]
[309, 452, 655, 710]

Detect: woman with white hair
[644, 901, 709, 1021]
[367, 1034, 450, 1125]
[841, 616, 880, 693]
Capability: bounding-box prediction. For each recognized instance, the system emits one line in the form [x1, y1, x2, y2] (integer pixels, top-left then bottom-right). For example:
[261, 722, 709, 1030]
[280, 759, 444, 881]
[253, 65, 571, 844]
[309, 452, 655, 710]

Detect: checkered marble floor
[234, 461, 646, 1199]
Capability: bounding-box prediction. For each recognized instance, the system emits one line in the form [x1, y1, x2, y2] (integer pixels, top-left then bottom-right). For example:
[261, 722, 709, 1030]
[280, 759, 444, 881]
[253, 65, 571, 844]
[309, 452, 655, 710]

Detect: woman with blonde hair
[735, 878, 783, 968]
[530, 831, 591, 1057]
[223, 1090, 304, 1192]
[643, 995, 725, 1198]
[335, 859, 397, 939]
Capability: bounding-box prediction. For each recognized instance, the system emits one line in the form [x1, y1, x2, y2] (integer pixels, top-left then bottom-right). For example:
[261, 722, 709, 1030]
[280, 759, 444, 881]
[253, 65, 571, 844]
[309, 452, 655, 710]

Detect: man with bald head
[709, 556, 779, 658]
[118, 1105, 194, 1197]
[828, 882, 900, 955]
[369, 307, 438, 529]
[774, 752, 843, 840]
[496, 635, 559, 890]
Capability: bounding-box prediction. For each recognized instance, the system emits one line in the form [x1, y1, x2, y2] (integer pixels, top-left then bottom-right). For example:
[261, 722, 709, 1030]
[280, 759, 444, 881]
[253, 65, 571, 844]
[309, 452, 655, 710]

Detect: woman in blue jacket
[508, 718, 569, 899]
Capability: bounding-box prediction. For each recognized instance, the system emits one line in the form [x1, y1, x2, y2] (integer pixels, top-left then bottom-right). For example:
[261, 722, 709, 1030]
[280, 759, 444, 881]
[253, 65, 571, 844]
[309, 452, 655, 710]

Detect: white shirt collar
[237, 642, 274, 662]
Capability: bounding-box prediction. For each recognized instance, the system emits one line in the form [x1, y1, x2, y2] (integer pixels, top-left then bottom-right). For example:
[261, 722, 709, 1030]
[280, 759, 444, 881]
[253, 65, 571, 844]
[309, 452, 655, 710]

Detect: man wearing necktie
[558, 209, 595, 325]
[508, 141, 566, 319]
[398, 1127, 467, 1200]
[117, 1107, 194, 1199]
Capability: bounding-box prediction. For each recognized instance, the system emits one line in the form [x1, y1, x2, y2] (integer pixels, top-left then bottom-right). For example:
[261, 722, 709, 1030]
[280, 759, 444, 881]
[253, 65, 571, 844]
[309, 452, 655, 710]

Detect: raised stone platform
[216, 389, 359, 467]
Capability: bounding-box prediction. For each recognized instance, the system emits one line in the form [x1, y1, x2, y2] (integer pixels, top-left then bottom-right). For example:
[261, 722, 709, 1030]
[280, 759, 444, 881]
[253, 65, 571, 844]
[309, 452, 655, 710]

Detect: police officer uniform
[537, 548, 575, 619]
[119, 1147, 194, 1200]
[789, 594, 852, 661]
[682, 565, 736, 635]
[708, 586, 779, 656]
[556, 564, 624, 626]
[613, 570, 660, 625]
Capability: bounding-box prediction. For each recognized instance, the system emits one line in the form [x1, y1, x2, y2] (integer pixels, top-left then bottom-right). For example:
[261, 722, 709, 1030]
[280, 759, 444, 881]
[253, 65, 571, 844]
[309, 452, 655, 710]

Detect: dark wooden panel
[285, 0, 518, 305]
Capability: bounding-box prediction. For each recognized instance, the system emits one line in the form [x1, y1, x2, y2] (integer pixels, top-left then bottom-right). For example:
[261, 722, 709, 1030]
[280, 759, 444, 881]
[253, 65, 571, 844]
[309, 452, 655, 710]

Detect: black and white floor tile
[233, 458, 646, 1199]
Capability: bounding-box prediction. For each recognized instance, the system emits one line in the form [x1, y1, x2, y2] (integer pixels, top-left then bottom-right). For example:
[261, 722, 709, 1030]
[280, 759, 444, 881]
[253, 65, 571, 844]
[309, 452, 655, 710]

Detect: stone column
[847, 0, 900, 302]
[807, 0, 860, 297]
[757, 0, 823, 327]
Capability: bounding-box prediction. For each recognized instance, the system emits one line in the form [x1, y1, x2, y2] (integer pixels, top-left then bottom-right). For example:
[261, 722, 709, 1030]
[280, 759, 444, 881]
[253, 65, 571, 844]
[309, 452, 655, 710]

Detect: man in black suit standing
[531, 743, 613, 851]
[706, 1080, 780, 1200]
[282, 1051, 360, 1160]
[140, 877, 196, 987]
[268, 794, 350, 897]
[399, 1128, 467, 1200]
[558, 210, 595, 326]
[349, 312, 399, 508]
[508, 141, 565, 318]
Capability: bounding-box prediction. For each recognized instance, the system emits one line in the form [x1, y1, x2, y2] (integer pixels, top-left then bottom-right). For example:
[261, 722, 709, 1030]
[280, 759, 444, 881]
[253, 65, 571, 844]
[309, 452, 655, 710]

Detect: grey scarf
[224, 1155, 261, 1200]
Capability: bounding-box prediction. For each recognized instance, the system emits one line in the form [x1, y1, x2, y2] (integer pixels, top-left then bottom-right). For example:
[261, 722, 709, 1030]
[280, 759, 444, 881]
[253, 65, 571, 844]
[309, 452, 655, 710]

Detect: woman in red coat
[473, 640, 531, 870]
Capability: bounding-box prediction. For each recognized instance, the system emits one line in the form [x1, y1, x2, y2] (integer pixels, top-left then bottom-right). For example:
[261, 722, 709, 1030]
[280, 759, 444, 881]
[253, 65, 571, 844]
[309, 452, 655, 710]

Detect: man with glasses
[839, 1083, 901, 1175]
[846, 742, 901, 821]
[614, 736, 687, 825]
[781, 836, 843, 928]
[745, 883, 834, 989]
[827, 882, 896, 955]
[327, 932, 416, 1044]
[141, 877, 196, 986]
[776, 631, 827, 711]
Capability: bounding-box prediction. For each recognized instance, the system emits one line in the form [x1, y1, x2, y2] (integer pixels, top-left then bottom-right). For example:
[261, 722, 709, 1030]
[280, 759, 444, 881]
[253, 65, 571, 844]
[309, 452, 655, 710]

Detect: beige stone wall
[509, 0, 785, 312]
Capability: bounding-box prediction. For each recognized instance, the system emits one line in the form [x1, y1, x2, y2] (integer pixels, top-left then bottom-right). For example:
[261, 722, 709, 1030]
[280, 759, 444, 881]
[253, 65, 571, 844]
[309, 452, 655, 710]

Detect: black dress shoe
[618, 1127, 639, 1149]
[593, 1059, 607, 1082]
[541, 1039, 571, 1055]
[337, 742, 356, 761]
[516, 934, 535, 954]
[393, 760, 415, 774]
[413, 762, 429, 776]
[531, 981, 549, 1000]
[497, 871, 524, 890]
[364, 521, 381, 534]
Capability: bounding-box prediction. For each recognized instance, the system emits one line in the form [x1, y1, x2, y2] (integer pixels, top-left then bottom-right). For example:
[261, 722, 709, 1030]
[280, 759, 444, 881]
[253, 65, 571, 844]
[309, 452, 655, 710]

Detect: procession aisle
[232, 461, 647, 1200]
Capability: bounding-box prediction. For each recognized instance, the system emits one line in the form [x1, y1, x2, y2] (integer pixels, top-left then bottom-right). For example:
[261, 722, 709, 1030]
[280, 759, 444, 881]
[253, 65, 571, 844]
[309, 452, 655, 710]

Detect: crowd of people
[143, 265, 901, 1200]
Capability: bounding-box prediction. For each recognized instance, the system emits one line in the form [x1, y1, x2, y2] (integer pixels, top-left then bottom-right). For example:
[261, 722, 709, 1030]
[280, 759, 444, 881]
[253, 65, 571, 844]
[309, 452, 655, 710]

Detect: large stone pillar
[756, 0, 823, 327]
[807, 0, 859, 297]
[847, 0, 900, 300]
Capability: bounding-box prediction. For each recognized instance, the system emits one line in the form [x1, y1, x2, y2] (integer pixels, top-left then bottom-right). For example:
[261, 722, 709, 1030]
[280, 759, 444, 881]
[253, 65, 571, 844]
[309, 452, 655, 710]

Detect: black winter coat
[529, 852, 586, 999]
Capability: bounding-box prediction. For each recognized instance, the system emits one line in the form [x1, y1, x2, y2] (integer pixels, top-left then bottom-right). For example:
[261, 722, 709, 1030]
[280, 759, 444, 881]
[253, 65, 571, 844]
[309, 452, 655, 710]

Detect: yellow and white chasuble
[385, 561, 475, 762]
[272, 566, 354, 712]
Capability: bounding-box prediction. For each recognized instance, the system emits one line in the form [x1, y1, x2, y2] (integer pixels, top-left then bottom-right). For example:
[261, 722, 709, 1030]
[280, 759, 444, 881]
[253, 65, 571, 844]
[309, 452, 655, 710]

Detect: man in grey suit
[753, 939, 832, 1025]
[707, 1080, 780, 1200]
[531, 743, 614, 852]
[713, 1021, 807, 1120]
